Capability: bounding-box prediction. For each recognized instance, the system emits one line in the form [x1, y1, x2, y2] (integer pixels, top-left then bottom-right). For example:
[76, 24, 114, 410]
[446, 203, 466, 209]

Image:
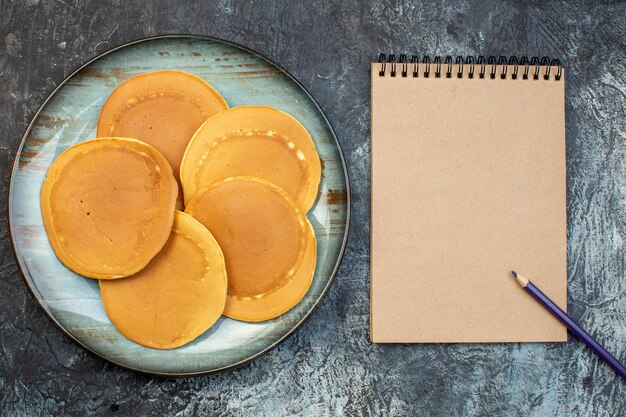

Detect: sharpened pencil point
[511, 271, 529, 287]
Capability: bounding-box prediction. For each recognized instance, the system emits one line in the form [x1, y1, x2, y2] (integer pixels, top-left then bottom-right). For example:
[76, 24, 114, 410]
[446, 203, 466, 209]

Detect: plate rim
[8, 33, 351, 377]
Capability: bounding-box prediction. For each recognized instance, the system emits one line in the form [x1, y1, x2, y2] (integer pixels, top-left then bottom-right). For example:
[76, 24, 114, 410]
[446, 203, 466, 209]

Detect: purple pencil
[511, 271, 626, 380]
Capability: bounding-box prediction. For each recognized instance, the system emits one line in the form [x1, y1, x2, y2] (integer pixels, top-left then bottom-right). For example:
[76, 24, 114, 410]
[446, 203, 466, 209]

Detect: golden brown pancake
[185, 177, 316, 321]
[180, 106, 321, 212]
[100, 211, 227, 349]
[40, 138, 177, 279]
[97, 70, 228, 207]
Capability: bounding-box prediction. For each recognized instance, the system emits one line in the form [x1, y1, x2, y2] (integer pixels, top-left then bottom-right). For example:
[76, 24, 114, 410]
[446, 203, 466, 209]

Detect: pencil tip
[511, 271, 529, 287]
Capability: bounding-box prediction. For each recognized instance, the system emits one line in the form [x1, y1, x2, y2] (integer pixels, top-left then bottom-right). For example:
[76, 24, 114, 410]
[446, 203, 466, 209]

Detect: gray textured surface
[0, 0, 624, 416]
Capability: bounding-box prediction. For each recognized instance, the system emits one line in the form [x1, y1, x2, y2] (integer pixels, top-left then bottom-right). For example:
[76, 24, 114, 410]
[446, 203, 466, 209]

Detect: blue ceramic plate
[9, 35, 349, 376]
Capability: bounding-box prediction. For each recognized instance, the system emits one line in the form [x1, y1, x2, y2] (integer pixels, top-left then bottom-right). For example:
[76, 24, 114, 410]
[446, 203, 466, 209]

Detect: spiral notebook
[371, 55, 567, 343]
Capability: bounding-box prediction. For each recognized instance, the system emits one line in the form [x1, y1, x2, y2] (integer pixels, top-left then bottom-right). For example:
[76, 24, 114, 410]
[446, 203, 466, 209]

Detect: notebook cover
[370, 61, 567, 343]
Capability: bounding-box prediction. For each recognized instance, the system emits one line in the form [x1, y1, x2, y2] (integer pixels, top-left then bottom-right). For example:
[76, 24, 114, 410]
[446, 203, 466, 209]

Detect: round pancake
[180, 106, 321, 211]
[40, 138, 177, 279]
[100, 210, 227, 350]
[224, 221, 316, 322]
[97, 70, 228, 207]
[185, 176, 316, 321]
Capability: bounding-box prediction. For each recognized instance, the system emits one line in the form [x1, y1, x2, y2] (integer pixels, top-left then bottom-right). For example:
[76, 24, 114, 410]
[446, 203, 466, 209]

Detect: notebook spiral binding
[378, 53, 562, 81]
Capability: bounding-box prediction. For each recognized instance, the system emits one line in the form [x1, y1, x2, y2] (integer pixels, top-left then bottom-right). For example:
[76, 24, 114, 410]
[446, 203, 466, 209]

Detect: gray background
[1, 0, 624, 416]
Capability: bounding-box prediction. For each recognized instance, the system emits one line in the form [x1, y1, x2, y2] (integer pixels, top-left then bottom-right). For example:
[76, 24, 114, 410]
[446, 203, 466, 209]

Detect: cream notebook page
[370, 58, 566, 343]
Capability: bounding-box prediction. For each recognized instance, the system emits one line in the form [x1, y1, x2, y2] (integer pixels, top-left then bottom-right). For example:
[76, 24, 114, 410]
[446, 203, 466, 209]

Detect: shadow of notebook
[370, 55, 566, 343]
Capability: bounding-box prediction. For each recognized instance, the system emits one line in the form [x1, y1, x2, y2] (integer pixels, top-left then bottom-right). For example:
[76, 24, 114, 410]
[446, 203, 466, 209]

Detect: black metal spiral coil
[377, 54, 562, 80]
